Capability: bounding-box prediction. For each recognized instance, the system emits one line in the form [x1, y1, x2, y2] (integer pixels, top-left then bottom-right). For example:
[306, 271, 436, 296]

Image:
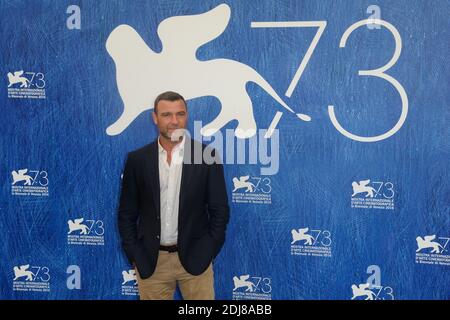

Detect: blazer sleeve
[206, 149, 230, 257]
[117, 153, 140, 265]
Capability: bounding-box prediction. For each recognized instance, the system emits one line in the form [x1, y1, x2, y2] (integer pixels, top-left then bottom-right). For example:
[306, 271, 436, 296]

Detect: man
[118, 91, 230, 300]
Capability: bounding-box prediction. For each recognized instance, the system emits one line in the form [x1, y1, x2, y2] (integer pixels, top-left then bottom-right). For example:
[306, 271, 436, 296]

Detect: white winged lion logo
[106, 3, 310, 138]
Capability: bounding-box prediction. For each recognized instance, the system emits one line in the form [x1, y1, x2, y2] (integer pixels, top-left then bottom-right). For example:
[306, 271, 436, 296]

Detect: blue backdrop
[1, 0, 449, 300]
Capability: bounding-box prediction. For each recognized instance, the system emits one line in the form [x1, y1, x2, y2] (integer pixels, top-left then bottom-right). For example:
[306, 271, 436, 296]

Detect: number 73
[251, 19, 407, 142]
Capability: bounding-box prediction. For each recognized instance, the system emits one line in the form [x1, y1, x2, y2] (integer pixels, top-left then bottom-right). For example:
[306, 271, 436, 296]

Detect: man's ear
[152, 111, 157, 125]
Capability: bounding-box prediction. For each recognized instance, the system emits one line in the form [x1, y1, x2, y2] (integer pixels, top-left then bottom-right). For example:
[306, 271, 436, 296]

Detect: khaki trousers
[135, 250, 214, 300]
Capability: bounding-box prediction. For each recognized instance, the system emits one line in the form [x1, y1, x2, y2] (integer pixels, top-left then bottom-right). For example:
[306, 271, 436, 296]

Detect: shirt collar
[158, 133, 186, 154]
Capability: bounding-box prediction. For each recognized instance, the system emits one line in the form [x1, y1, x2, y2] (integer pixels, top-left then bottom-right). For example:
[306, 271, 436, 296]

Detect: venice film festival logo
[7, 70, 46, 99]
[121, 269, 139, 296]
[12, 264, 51, 293]
[351, 179, 395, 210]
[67, 217, 105, 246]
[232, 274, 272, 300]
[11, 169, 49, 197]
[415, 234, 450, 266]
[231, 175, 272, 204]
[105, 3, 409, 148]
[290, 227, 332, 258]
[350, 265, 394, 300]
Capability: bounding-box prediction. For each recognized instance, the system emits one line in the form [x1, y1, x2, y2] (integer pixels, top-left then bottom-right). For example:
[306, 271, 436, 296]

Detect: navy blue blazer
[118, 138, 230, 279]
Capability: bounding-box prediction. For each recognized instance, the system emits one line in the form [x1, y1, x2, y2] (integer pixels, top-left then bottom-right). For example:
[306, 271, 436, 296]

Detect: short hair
[153, 91, 187, 114]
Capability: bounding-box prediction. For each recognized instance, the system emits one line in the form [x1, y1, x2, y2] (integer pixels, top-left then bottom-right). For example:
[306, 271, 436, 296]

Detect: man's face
[152, 99, 188, 141]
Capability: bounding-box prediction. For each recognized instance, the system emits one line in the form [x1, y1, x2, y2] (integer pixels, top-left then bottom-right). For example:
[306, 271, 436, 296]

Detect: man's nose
[170, 114, 178, 124]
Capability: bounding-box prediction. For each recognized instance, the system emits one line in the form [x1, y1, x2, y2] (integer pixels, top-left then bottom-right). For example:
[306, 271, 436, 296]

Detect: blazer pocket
[191, 228, 208, 239]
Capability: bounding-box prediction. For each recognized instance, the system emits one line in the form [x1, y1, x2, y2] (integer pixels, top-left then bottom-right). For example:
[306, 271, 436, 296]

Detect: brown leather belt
[159, 244, 178, 252]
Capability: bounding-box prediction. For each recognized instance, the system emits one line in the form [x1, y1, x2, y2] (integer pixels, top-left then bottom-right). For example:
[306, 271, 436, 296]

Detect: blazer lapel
[179, 138, 195, 212]
[145, 140, 160, 218]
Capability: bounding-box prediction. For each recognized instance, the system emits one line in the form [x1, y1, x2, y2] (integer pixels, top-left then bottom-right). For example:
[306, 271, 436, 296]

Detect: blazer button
[156, 236, 160, 239]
